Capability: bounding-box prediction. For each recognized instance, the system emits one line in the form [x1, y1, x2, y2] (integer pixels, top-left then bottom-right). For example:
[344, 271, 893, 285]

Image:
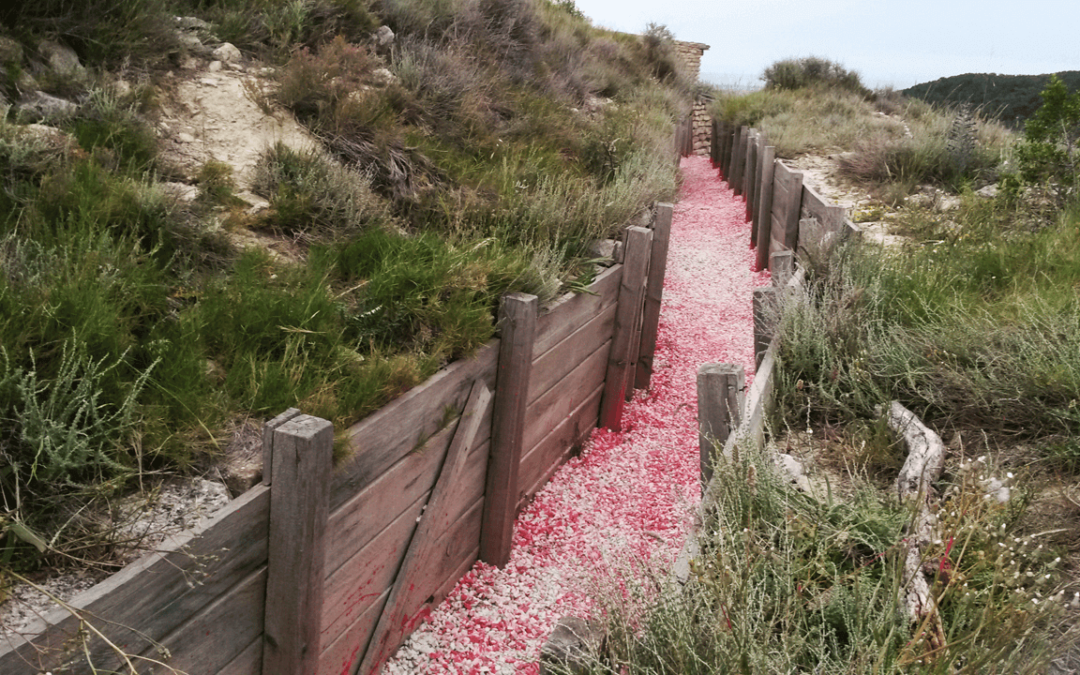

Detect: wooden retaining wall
[0, 206, 674, 675]
[711, 121, 861, 270]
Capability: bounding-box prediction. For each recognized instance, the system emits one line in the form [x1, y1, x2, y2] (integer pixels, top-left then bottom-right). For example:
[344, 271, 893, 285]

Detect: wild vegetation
[903, 71, 1080, 129]
[0, 0, 687, 574]
[567, 58, 1080, 674]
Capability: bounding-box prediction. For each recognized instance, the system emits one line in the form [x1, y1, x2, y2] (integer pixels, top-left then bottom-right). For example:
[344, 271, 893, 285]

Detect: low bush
[763, 55, 871, 98]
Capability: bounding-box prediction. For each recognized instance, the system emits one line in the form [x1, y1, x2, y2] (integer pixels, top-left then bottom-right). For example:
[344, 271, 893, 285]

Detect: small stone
[39, 40, 86, 79]
[212, 42, 242, 64]
[15, 90, 78, 122]
[181, 57, 200, 70]
[587, 239, 617, 266]
[177, 132, 196, 143]
[175, 16, 210, 31]
[375, 25, 395, 47]
[0, 35, 23, 64]
[207, 60, 223, 72]
[176, 31, 203, 51]
[539, 617, 604, 675]
[199, 77, 219, 87]
[976, 184, 998, 199]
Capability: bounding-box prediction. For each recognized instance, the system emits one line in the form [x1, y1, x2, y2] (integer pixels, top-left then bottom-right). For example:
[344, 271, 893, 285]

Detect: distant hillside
[902, 72, 1080, 127]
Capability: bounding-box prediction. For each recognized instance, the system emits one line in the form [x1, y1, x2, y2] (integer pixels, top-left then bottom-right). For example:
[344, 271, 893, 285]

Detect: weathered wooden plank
[325, 405, 492, 578]
[217, 636, 262, 675]
[751, 133, 767, 231]
[730, 126, 744, 195]
[634, 202, 673, 391]
[0, 486, 270, 674]
[534, 264, 620, 359]
[697, 364, 745, 485]
[721, 121, 733, 178]
[481, 293, 538, 566]
[755, 146, 776, 272]
[525, 338, 609, 460]
[599, 227, 652, 431]
[262, 407, 300, 486]
[141, 568, 266, 675]
[770, 250, 794, 289]
[530, 303, 616, 406]
[753, 286, 778, 370]
[330, 499, 484, 675]
[360, 383, 491, 675]
[321, 440, 489, 647]
[331, 342, 498, 513]
[518, 383, 604, 509]
[264, 415, 334, 675]
[745, 131, 759, 222]
[769, 161, 804, 255]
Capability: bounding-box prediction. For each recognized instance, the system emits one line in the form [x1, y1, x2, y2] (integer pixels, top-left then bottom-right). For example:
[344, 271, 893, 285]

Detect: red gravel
[383, 156, 770, 674]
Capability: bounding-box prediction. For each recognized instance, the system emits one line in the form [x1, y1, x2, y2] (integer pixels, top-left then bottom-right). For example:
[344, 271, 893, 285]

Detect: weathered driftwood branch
[887, 401, 947, 650]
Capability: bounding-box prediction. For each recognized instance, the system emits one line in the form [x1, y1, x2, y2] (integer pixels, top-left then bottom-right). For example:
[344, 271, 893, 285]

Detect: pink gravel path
[383, 155, 770, 674]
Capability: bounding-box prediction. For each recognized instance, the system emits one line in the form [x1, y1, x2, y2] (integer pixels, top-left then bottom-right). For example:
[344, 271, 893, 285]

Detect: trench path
[384, 155, 768, 674]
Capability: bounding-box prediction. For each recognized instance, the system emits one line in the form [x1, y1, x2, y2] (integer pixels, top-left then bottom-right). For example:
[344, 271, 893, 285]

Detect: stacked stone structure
[673, 40, 712, 156]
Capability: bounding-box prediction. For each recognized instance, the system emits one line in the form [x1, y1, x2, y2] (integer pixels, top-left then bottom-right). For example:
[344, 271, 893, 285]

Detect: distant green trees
[903, 71, 1080, 128]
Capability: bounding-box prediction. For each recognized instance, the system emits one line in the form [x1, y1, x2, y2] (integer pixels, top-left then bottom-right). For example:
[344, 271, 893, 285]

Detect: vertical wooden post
[770, 250, 794, 289]
[600, 226, 653, 431]
[480, 293, 538, 567]
[745, 132, 759, 223]
[697, 363, 745, 485]
[730, 126, 743, 194]
[261, 407, 300, 485]
[755, 146, 776, 272]
[743, 129, 756, 207]
[262, 415, 333, 675]
[753, 287, 778, 370]
[751, 133, 767, 230]
[711, 119, 719, 167]
[635, 203, 673, 391]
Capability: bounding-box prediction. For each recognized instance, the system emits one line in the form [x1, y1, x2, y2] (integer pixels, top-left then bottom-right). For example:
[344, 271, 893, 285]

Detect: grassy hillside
[903, 71, 1080, 127]
[0, 0, 688, 572]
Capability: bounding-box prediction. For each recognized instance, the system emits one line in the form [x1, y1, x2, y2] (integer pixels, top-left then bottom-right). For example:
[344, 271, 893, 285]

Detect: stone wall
[673, 40, 712, 156]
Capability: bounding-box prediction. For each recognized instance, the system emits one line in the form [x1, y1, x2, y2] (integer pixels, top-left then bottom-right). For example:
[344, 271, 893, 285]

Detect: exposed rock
[208, 60, 223, 72]
[976, 184, 998, 199]
[0, 35, 23, 64]
[175, 30, 204, 52]
[587, 239, 618, 266]
[212, 42, 242, 64]
[161, 181, 200, 202]
[175, 16, 210, 31]
[375, 25, 395, 48]
[15, 90, 78, 122]
[19, 123, 79, 152]
[372, 67, 398, 85]
[539, 616, 604, 675]
[38, 40, 86, 80]
[216, 419, 264, 497]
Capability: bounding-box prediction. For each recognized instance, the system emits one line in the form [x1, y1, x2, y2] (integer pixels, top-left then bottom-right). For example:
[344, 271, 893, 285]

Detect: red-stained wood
[359, 382, 492, 675]
[320, 440, 489, 646]
[263, 415, 333, 675]
[518, 383, 605, 509]
[635, 202, 673, 391]
[481, 294, 538, 566]
[599, 226, 652, 431]
[525, 338, 609, 454]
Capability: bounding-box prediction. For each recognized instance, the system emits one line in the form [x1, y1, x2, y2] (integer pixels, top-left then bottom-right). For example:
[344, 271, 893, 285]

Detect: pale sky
[571, 0, 1080, 90]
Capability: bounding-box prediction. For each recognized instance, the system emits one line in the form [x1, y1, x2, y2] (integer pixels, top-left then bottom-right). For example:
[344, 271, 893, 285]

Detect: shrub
[1010, 75, 1080, 200]
[763, 56, 871, 98]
